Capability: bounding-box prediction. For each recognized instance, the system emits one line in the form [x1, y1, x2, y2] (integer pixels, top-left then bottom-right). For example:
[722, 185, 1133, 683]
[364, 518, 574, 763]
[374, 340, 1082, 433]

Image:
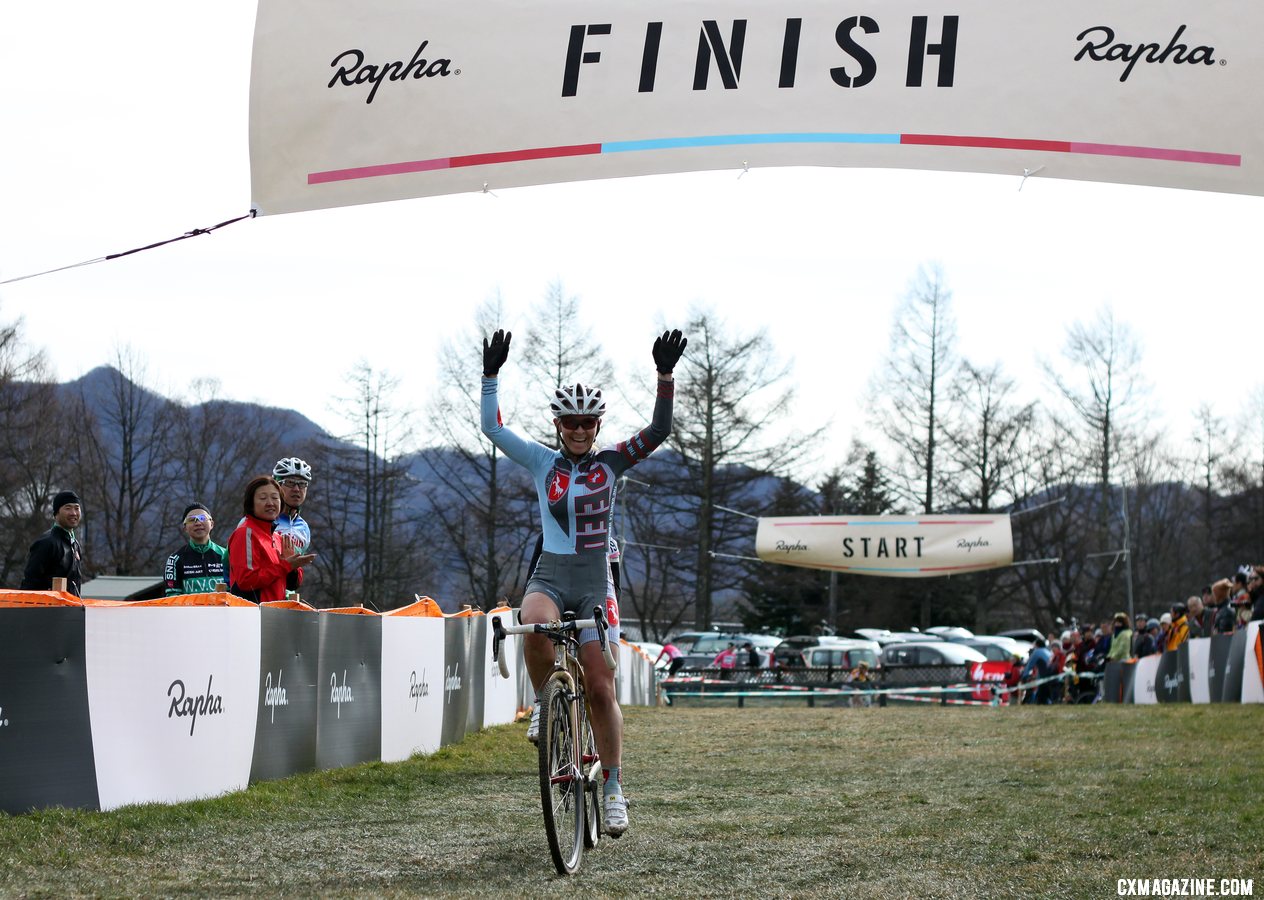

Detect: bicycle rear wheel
[580, 701, 601, 849]
[538, 676, 584, 874]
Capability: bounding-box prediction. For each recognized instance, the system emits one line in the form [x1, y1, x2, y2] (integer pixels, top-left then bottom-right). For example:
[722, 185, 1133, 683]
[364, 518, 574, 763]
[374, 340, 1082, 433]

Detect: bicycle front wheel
[580, 701, 601, 850]
[538, 676, 584, 875]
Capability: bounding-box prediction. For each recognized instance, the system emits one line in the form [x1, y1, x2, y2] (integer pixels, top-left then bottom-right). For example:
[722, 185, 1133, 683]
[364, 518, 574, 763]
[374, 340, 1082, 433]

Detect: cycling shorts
[526, 551, 621, 646]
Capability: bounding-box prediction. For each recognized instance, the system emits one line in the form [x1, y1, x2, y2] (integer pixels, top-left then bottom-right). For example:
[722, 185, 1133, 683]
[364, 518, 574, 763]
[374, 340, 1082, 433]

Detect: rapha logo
[410, 669, 430, 712]
[168, 675, 224, 736]
[328, 41, 457, 104]
[264, 670, 288, 724]
[445, 664, 462, 705]
[330, 670, 354, 718]
[775, 540, 808, 554]
[0, 704, 9, 727]
[1163, 672, 1185, 691]
[1074, 24, 1219, 83]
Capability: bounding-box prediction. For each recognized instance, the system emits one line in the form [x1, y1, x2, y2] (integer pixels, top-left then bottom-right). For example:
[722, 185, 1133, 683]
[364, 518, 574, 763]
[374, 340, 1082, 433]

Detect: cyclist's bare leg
[579, 640, 621, 769]
[520, 591, 561, 692]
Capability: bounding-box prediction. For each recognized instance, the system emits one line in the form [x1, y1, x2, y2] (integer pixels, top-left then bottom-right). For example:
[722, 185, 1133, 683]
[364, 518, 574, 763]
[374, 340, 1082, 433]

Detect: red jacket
[228, 513, 300, 603]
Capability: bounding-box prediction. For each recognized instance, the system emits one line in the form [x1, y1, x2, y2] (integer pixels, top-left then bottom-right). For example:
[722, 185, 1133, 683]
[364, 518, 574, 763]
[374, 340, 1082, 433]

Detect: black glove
[483, 329, 512, 377]
[652, 329, 687, 374]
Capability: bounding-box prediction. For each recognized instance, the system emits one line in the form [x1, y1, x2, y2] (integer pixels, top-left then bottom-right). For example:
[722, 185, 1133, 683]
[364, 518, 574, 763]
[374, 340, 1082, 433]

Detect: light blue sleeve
[480, 376, 554, 471]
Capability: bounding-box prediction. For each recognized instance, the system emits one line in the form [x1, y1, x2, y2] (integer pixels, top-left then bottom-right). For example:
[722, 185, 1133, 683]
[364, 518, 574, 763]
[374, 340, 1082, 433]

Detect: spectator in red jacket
[228, 475, 316, 603]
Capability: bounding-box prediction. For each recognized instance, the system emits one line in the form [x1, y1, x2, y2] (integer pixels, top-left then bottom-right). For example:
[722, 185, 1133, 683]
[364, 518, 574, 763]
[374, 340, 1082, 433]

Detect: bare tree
[869, 264, 959, 517]
[517, 280, 615, 445]
[421, 297, 537, 609]
[67, 349, 177, 575]
[643, 308, 809, 630]
[0, 313, 70, 586]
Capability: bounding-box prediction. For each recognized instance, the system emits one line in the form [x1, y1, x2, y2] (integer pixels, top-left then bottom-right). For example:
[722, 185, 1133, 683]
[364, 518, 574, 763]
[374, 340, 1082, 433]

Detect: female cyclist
[480, 327, 686, 837]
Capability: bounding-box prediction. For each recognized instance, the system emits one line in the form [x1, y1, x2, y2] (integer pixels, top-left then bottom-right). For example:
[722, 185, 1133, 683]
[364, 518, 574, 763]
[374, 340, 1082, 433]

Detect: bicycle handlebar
[491, 606, 616, 679]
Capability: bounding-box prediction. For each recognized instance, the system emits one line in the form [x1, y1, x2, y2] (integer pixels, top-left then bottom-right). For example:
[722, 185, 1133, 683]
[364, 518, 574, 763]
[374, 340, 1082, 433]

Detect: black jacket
[20, 525, 83, 596]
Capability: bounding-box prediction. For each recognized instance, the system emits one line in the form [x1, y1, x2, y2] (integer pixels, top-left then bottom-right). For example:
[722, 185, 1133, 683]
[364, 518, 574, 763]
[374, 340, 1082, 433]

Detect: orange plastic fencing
[0, 589, 82, 608]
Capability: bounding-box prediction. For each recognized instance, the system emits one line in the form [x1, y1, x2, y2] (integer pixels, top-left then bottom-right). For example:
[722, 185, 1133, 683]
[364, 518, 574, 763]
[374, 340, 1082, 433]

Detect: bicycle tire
[580, 701, 601, 850]
[538, 676, 584, 874]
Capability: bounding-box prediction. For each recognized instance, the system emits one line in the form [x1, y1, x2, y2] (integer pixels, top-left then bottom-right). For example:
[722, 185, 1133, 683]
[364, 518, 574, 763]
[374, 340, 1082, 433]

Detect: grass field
[1, 704, 1261, 899]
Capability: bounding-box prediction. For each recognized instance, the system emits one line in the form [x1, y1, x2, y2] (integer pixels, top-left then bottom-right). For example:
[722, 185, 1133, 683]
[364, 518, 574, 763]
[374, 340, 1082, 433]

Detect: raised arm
[479, 329, 553, 469]
[615, 329, 686, 468]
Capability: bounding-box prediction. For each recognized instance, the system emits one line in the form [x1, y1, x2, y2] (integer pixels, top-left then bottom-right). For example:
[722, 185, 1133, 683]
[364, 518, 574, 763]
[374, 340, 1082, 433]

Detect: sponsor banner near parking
[250, 607, 320, 783]
[1241, 622, 1264, 704]
[482, 609, 519, 728]
[1220, 630, 1246, 704]
[315, 613, 383, 770]
[440, 617, 473, 747]
[84, 607, 260, 811]
[968, 660, 1011, 703]
[1207, 634, 1233, 702]
[1186, 638, 1211, 704]
[465, 616, 488, 734]
[756, 514, 1012, 576]
[1154, 649, 1189, 703]
[0, 608, 99, 813]
[380, 615, 444, 762]
[1119, 660, 1137, 704]
[1132, 654, 1159, 705]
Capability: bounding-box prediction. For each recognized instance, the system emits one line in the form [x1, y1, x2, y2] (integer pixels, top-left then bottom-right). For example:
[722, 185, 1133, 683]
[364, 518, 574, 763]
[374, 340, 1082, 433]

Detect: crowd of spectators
[1019, 564, 1264, 703]
[18, 457, 318, 604]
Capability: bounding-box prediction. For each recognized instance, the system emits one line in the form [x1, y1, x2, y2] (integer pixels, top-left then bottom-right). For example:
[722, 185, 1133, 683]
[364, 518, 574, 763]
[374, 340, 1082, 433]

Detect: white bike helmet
[273, 456, 313, 483]
[550, 383, 606, 419]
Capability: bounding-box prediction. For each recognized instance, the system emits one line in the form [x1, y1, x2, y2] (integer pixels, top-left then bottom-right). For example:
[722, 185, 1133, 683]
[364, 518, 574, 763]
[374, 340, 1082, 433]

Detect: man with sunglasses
[480, 326, 687, 839]
[163, 502, 228, 596]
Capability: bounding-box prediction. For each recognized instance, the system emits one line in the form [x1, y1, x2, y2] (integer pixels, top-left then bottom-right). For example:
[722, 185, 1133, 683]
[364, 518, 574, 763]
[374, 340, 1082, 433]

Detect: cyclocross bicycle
[493, 606, 616, 875]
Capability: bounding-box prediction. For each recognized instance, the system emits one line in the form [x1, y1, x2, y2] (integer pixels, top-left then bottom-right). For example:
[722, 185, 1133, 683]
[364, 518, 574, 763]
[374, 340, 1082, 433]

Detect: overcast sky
[3, 2, 1261, 480]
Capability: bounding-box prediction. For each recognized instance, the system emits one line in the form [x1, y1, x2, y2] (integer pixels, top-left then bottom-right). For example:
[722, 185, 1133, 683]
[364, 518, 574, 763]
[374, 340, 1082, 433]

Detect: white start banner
[755, 514, 1012, 577]
[84, 607, 261, 811]
[249, 0, 1261, 215]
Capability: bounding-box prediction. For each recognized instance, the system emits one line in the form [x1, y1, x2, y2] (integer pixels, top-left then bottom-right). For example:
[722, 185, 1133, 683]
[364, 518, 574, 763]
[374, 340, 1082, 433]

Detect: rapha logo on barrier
[330, 671, 354, 719]
[1074, 25, 1220, 83]
[410, 669, 430, 712]
[328, 42, 457, 104]
[0, 704, 8, 727]
[445, 664, 462, 705]
[1163, 672, 1185, 691]
[264, 670, 288, 724]
[168, 676, 224, 736]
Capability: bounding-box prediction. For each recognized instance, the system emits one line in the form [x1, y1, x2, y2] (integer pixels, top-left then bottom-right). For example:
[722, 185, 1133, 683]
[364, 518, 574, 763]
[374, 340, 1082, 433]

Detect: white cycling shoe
[526, 706, 540, 744]
[604, 794, 629, 837]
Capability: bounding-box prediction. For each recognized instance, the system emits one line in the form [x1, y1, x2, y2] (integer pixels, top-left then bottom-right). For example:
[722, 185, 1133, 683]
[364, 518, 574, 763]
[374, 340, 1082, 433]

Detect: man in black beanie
[20, 490, 84, 596]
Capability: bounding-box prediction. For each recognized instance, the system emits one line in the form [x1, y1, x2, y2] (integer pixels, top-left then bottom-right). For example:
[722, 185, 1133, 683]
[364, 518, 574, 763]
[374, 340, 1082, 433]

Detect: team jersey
[275, 511, 310, 553]
[164, 539, 229, 596]
[481, 376, 673, 555]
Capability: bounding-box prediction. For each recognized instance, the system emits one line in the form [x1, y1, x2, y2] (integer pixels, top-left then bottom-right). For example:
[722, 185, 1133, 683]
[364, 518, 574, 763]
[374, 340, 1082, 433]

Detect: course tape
[664, 670, 1101, 703]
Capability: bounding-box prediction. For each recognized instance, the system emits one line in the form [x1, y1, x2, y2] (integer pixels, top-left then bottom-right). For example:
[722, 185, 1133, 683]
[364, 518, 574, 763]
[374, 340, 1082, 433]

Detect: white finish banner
[250, 0, 1262, 215]
[756, 514, 1012, 577]
[84, 608, 260, 811]
[380, 616, 445, 763]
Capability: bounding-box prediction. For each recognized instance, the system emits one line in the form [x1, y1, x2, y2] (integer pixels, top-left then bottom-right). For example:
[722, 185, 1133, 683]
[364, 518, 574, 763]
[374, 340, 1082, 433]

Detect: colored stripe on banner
[309, 133, 1240, 185]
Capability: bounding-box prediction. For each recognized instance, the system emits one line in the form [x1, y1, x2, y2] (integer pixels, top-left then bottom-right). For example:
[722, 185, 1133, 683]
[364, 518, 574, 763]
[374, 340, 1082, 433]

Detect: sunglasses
[184, 513, 210, 524]
[280, 480, 309, 489]
[559, 416, 599, 431]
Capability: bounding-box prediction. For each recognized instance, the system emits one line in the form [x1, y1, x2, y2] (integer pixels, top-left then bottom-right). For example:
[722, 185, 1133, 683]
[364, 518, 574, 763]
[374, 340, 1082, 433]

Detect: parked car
[801, 639, 882, 672]
[997, 628, 1044, 646]
[954, 636, 1029, 663]
[881, 641, 987, 667]
[677, 633, 778, 670]
[924, 626, 974, 641]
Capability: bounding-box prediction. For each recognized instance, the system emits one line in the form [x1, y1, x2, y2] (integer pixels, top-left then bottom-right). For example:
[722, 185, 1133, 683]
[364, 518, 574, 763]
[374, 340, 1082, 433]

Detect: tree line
[3, 272, 1262, 635]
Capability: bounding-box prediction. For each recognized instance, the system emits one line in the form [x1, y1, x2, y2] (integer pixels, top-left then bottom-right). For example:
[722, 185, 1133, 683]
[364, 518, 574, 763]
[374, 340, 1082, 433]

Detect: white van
[801, 639, 882, 672]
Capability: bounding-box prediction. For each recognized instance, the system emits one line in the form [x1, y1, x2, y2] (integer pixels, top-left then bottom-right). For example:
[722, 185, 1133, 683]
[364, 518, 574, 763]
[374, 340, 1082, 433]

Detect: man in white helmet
[272, 457, 313, 558]
[480, 326, 686, 839]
